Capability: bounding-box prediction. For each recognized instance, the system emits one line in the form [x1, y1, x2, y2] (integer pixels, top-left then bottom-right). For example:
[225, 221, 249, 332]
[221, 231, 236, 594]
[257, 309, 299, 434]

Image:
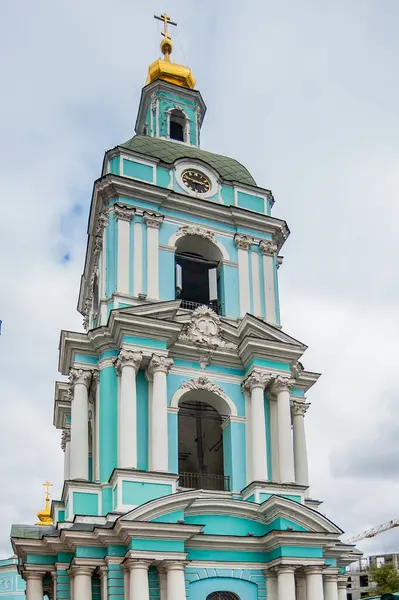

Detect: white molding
[170, 377, 238, 416]
[174, 160, 221, 201]
[133, 221, 143, 296]
[237, 247, 251, 316]
[251, 250, 262, 317]
[117, 218, 130, 294]
[234, 184, 268, 214]
[167, 227, 230, 261]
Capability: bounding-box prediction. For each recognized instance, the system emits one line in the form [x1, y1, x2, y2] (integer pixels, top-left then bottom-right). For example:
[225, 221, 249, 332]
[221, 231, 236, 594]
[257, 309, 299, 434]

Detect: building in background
[9, 14, 361, 600]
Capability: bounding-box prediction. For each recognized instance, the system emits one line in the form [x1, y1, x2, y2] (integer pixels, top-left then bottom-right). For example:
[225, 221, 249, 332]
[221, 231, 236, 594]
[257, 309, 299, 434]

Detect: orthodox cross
[43, 481, 53, 500]
[154, 13, 177, 40]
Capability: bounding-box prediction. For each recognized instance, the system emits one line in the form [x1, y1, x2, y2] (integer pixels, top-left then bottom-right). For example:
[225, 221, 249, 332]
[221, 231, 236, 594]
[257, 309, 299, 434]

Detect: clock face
[182, 169, 211, 194]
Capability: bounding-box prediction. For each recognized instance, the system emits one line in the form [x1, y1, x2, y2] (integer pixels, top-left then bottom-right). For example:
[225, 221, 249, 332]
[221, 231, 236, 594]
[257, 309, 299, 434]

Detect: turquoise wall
[99, 366, 118, 482]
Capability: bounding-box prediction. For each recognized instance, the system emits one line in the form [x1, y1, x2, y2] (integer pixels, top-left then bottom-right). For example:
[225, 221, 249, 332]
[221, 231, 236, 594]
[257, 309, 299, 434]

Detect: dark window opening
[170, 109, 186, 141]
[178, 399, 229, 491]
[207, 594, 240, 600]
[359, 575, 369, 587]
[176, 252, 220, 313]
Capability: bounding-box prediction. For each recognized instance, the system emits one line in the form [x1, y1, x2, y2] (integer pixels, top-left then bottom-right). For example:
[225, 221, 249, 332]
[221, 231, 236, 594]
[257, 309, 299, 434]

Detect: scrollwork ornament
[181, 376, 228, 401]
[259, 240, 278, 256]
[150, 93, 157, 115]
[291, 361, 304, 379]
[69, 368, 95, 389]
[143, 211, 163, 229]
[272, 375, 293, 394]
[114, 203, 135, 222]
[234, 234, 254, 251]
[177, 225, 216, 243]
[291, 400, 310, 417]
[147, 354, 174, 375]
[61, 428, 71, 451]
[178, 305, 236, 350]
[242, 369, 271, 393]
[114, 349, 143, 375]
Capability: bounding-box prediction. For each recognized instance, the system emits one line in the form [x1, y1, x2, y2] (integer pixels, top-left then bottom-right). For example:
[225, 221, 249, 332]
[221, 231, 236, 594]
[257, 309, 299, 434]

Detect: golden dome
[36, 481, 53, 526]
[146, 13, 196, 90]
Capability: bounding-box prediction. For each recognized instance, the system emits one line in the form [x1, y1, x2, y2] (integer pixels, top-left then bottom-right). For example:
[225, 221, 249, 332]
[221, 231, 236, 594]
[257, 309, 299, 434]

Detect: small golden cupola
[35, 481, 53, 526]
[146, 13, 196, 90]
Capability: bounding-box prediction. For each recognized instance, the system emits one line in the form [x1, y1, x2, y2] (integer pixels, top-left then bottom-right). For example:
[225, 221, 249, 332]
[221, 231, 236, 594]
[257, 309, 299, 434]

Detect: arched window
[178, 398, 225, 490]
[175, 235, 222, 314]
[207, 593, 240, 600]
[169, 109, 186, 141]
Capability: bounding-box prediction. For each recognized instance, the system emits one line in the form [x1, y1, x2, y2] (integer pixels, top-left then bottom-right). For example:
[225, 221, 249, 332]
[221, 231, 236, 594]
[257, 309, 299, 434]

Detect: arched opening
[175, 235, 223, 314]
[169, 109, 186, 142]
[177, 390, 229, 491]
[207, 593, 240, 600]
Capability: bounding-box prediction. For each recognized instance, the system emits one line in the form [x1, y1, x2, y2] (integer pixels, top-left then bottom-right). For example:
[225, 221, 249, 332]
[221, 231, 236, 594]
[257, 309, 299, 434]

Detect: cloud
[1, 0, 399, 560]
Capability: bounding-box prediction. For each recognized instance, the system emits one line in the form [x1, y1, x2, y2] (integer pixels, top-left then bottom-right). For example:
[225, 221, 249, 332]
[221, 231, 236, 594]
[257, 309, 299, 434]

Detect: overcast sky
[1, 0, 399, 560]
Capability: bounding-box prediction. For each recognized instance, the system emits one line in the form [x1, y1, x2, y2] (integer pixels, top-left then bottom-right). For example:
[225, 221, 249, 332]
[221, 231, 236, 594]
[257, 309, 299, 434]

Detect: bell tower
[11, 15, 360, 600]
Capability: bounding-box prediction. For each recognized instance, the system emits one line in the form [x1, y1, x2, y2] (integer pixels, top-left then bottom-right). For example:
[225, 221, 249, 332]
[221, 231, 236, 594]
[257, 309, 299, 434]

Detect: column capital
[143, 211, 164, 229]
[148, 354, 174, 375]
[115, 349, 143, 375]
[276, 565, 297, 574]
[291, 400, 310, 417]
[125, 558, 153, 571]
[304, 565, 325, 575]
[113, 203, 135, 221]
[272, 375, 293, 394]
[162, 561, 188, 572]
[24, 571, 46, 581]
[69, 368, 95, 389]
[324, 572, 339, 582]
[68, 565, 95, 577]
[263, 567, 277, 577]
[234, 233, 254, 250]
[242, 369, 272, 392]
[259, 240, 278, 256]
[96, 210, 109, 236]
[61, 428, 71, 451]
[337, 577, 348, 588]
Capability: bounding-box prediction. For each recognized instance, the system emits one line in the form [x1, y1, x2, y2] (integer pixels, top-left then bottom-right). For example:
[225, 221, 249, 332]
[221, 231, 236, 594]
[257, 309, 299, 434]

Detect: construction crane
[343, 518, 399, 544]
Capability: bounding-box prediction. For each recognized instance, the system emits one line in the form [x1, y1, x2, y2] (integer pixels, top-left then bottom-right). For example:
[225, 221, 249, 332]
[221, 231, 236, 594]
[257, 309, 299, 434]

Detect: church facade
[11, 16, 360, 600]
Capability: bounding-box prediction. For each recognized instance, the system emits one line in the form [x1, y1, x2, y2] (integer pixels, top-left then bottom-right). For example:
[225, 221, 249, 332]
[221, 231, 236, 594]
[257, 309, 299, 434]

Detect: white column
[158, 567, 167, 600]
[277, 566, 296, 600]
[306, 567, 324, 600]
[242, 370, 270, 482]
[99, 566, 108, 600]
[337, 578, 347, 600]
[133, 220, 143, 296]
[147, 355, 173, 472]
[25, 573, 44, 600]
[251, 250, 262, 317]
[260, 240, 278, 324]
[114, 204, 134, 295]
[234, 234, 253, 316]
[165, 562, 186, 600]
[51, 569, 57, 600]
[69, 369, 93, 480]
[71, 566, 94, 600]
[115, 349, 142, 469]
[296, 573, 307, 600]
[144, 212, 163, 300]
[264, 569, 277, 600]
[273, 376, 295, 483]
[324, 573, 339, 600]
[292, 400, 310, 487]
[127, 561, 150, 600]
[62, 429, 71, 481]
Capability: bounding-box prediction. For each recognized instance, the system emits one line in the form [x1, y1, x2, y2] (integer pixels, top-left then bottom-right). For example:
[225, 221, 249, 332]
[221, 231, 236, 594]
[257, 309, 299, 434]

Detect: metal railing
[178, 472, 230, 491]
[179, 299, 222, 315]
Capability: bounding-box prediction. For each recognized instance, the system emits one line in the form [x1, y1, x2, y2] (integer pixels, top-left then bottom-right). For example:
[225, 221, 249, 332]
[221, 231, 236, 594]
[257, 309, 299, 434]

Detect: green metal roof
[120, 135, 256, 186]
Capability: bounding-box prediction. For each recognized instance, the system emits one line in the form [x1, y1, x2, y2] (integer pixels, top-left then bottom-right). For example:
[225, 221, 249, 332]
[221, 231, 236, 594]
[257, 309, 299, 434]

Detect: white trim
[234, 184, 268, 215]
[263, 253, 277, 324]
[251, 251, 262, 317]
[119, 153, 156, 184]
[237, 247, 251, 316]
[117, 218, 130, 294]
[167, 229, 230, 261]
[146, 225, 159, 299]
[170, 379, 238, 417]
[133, 221, 143, 296]
[174, 160, 221, 201]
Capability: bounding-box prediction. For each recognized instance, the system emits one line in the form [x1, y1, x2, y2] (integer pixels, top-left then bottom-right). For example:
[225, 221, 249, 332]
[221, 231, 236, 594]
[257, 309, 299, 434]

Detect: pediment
[238, 315, 307, 349]
[116, 300, 182, 321]
[119, 490, 342, 536]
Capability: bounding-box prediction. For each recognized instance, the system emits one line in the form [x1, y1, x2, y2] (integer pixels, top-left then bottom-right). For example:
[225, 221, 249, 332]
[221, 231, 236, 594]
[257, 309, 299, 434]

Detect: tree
[368, 563, 399, 595]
